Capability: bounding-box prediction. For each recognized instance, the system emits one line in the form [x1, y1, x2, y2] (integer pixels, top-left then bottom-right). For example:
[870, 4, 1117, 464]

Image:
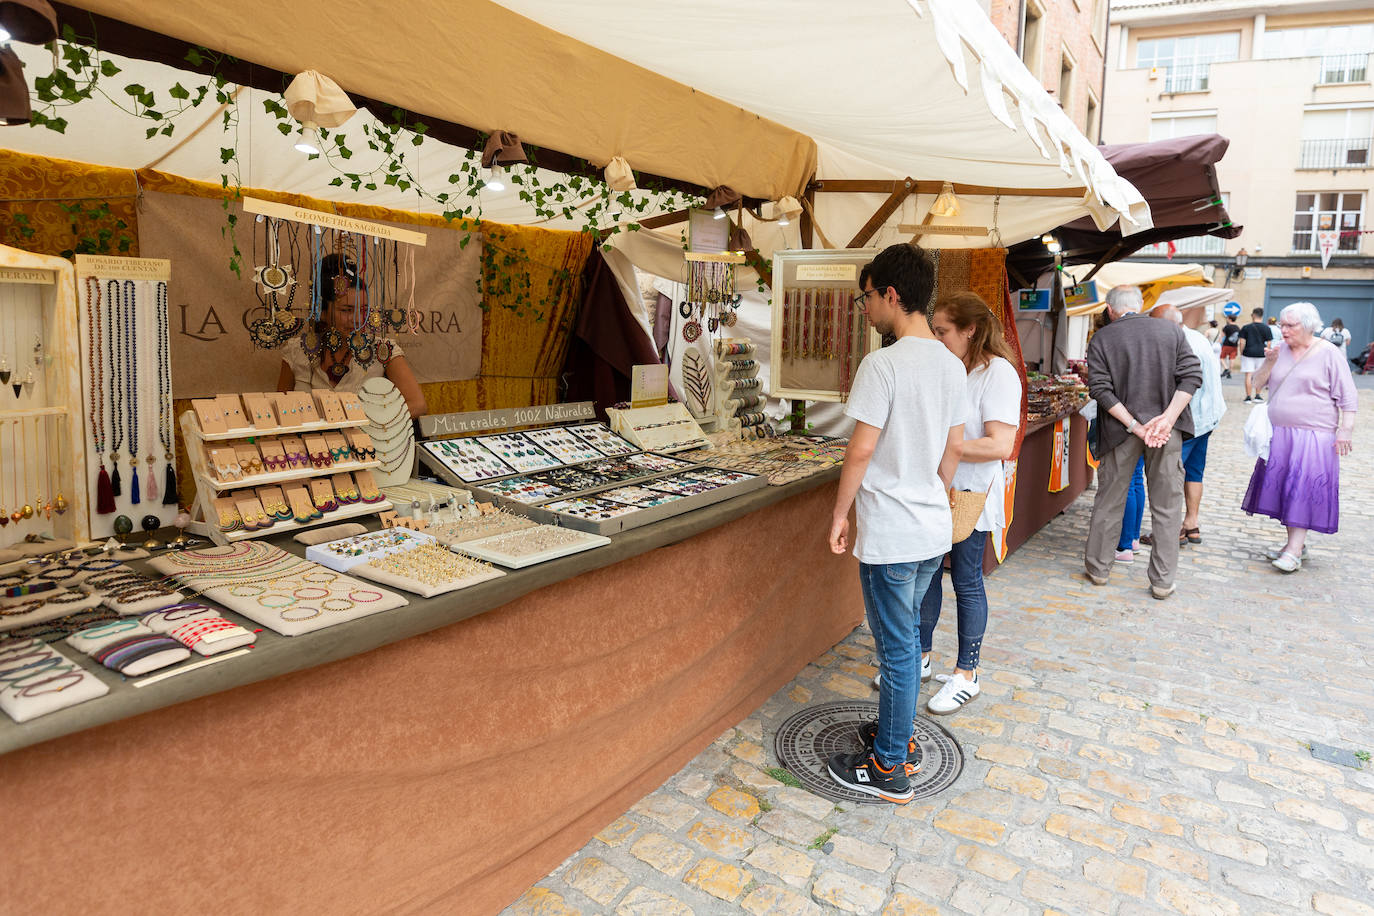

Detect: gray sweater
[1086, 312, 1203, 454]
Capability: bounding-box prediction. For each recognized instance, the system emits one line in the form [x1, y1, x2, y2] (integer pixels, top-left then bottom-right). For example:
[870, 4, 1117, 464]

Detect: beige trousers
[1084, 430, 1184, 589]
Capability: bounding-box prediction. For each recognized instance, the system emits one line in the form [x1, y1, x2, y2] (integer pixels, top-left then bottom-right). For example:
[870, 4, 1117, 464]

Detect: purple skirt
[1242, 425, 1340, 533]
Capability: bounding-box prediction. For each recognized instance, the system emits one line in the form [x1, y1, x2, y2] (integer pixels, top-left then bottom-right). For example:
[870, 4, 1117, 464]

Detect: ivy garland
[26, 28, 710, 317]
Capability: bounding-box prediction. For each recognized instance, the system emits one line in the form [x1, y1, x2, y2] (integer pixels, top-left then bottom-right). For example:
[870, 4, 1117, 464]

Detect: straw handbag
[949, 487, 988, 544]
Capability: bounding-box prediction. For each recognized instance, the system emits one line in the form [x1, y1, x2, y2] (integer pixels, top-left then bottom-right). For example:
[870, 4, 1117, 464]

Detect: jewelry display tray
[181, 411, 393, 545]
[419, 447, 767, 536]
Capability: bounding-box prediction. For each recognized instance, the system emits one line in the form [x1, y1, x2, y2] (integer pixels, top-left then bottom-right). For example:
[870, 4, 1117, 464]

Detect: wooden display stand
[0, 246, 89, 550]
[180, 407, 392, 545]
[770, 248, 882, 403]
[712, 338, 769, 440]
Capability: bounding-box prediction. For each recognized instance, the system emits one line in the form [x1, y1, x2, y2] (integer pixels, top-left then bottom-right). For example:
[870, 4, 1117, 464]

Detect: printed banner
[990, 458, 1018, 564]
[137, 190, 483, 398]
[1048, 419, 1070, 493]
[1317, 230, 1338, 269]
[1085, 432, 1101, 471]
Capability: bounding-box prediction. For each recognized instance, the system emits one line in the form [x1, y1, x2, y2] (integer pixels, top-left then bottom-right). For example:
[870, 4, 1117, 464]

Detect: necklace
[154, 281, 177, 505]
[362, 399, 410, 431]
[122, 280, 141, 503]
[106, 279, 124, 493]
[85, 278, 106, 465]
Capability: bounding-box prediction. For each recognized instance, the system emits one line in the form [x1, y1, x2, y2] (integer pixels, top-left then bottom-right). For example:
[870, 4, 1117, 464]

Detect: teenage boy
[1219, 315, 1240, 378]
[1238, 308, 1271, 402]
[826, 243, 968, 804]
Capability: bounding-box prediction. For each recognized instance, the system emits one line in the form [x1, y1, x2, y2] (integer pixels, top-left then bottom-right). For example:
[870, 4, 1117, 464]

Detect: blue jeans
[919, 533, 989, 671]
[1117, 457, 1146, 551]
[861, 558, 943, 768]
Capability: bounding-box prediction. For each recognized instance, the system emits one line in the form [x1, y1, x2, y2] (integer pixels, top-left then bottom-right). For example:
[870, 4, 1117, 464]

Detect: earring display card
[567, 423, 638, 457]
[771, 248, 883, 402]
[524, 426, 605, 465]
[626, 453, 693, 474]
[473, 433, 561, 473]
[478, 475, 568, 504]
[540, 496, 640, 521]
[642, 473, 726, 497]
[453, 525, 611, 570]
[596, 485, 685, 508]
[420, 438, 514, 483]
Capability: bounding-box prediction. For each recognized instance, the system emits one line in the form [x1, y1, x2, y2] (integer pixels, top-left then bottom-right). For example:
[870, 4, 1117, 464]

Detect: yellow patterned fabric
[0, 150, 140, 258]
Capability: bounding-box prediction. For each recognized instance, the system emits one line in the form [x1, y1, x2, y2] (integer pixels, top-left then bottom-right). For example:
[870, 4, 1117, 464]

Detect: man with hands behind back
[1083, 286, 1202, 600]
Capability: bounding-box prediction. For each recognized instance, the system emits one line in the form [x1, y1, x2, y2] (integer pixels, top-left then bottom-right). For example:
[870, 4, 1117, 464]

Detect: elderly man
[1084, 286, 1202, 599]
[1149, 304, 1226, 544]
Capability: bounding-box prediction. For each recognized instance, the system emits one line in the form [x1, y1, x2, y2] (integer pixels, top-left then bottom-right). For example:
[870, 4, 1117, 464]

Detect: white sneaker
[927, 671, 980, 715]
[1114, 548, 1134, 564]
[1272, 552, 1302, 573]
[873, 656, 931, 690]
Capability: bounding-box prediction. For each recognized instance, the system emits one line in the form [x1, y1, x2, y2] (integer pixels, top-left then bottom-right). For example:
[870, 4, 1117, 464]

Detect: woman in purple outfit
[1242, 301, 1358, 572]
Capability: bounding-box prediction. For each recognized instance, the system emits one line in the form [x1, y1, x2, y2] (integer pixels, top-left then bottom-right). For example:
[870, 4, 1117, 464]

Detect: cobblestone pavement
[505, 386, 1374, 916]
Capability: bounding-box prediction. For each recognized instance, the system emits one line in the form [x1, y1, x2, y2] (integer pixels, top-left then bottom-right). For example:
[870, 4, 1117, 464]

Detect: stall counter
[1, 471, 862, 916]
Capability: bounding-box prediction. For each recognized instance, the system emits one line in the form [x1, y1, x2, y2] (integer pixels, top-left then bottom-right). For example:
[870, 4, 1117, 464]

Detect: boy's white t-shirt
[843, 336, 968, 564]
[950, 357, 1023, 533]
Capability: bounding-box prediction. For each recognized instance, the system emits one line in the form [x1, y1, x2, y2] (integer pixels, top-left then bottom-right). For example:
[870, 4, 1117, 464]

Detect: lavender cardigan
[1267, 340, 1358, 431]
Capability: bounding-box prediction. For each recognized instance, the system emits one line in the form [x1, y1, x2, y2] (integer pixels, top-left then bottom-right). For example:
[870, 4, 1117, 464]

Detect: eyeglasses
[852, 286, 890, 309]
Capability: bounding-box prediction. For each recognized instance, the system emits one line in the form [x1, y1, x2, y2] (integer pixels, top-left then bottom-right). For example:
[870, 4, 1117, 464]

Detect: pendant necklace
[53, 414, 68, 515]
[0, 421, 8, 527]
[122, 279, 141, 504]
[9, 421, 21, 523]
[155, 281, 178, 505]
[87, 277, 114, 513]
[39, 415, 53, 519]
[106, 279, 124, 497]
[19, 416, 32, 521]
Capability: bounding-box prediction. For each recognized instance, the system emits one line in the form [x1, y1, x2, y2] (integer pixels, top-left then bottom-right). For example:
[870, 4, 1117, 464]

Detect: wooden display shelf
[197, 417, 369, 442]
[215, 499, 394, 542]
[181, 409, 390, 546]
[200, 459, 383, 492]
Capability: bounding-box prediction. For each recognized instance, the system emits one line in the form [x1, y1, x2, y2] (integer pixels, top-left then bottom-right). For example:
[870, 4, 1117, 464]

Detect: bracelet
[1125, 418, 1138, 433]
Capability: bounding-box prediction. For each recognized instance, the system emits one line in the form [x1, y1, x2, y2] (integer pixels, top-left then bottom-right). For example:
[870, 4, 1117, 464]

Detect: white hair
[1280, 301, 1322, 335]
[1105, 285, 1143, 313]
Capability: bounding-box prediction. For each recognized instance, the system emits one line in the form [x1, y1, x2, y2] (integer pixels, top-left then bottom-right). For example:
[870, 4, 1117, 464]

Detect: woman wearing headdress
[277, 253, 426, 417]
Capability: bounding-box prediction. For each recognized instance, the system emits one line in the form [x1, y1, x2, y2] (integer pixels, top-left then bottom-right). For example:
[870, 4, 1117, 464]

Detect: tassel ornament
[162, 463, 179, 505]
[96, 465, 116, 514]
[110, 462, 121, 498]
[145, 462, 158, 502]
[130, 465, 140, 505]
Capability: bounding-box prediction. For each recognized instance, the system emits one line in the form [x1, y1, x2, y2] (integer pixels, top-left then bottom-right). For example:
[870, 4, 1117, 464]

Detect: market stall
[0, 2, 1155, 913]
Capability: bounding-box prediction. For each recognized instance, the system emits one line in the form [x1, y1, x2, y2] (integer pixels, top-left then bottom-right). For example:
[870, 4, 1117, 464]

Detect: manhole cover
[773, 701, 964, 804]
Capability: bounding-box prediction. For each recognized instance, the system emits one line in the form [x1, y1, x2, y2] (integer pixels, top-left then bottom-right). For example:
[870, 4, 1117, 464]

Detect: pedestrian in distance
[1242, 302, 1357, 573]
[920, 291, 1022, 716]
[1219, 314, 1240, 379]
[1083, 285, 1201, 600]
[1238, 308, 1272, 402]
[826, 243, 968, 804]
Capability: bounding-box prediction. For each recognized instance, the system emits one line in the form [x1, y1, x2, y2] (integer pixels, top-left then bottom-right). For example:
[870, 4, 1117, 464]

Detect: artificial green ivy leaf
[146, 126, 158, 139]
[100, 59, 121, 78]
[123, 83, 145, 97]
[169, 83, 190, 100]
[48, 117, 68, 134]
[277, 122, 291, 136]
[185, 48, 205, 67]
[161, 124, 175, 136]
[329, 177, 343, 186]
[220, 148, 235, 164]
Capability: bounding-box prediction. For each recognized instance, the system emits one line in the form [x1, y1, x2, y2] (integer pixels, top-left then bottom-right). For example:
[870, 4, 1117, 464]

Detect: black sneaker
[859, 721, 924, 776]
[826, 750, 914, 803]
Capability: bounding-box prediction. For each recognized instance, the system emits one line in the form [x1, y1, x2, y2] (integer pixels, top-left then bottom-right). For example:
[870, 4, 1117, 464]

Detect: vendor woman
[277, 253, 426, 418]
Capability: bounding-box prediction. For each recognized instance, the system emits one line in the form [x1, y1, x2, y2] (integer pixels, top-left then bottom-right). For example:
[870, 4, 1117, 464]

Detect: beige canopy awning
[63, 0, 818, 202]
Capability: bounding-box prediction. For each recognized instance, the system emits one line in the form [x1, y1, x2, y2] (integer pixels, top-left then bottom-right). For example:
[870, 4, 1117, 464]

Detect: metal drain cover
[773, 701, 964, 804]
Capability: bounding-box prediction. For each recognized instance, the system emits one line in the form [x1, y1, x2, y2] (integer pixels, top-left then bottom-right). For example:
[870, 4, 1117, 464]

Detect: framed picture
[770, 249, 882, 402]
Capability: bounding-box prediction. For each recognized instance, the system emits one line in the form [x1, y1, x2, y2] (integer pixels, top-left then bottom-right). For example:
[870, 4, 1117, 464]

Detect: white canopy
[5, 0, 1148, 252]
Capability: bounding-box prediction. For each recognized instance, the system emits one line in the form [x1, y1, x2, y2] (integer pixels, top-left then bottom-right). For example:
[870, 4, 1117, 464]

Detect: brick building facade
[981, 0, 1111, 141]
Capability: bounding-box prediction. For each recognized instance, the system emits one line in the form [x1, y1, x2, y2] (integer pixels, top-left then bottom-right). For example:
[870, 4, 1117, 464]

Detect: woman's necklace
[155, 281, 177, 505]
[106, 279, 124, 496]
[122, 280, 141, 504]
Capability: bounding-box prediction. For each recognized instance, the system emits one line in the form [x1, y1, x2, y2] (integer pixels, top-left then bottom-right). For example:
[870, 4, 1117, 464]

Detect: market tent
[1066, 262, 1215, 309]
[1007, 134, 1239, 284]
[23, 0, 1149, 247]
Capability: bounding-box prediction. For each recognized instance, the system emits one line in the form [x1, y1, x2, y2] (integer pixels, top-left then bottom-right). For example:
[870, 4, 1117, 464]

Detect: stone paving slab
[504, 387, 1374, 916]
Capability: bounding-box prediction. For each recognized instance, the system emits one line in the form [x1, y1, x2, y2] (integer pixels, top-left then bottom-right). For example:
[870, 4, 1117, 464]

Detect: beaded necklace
[154, 281, 177, 505]
[85, 278, 106, 462]
[122, 280, 141, 503]
[105, 280, 124, 496]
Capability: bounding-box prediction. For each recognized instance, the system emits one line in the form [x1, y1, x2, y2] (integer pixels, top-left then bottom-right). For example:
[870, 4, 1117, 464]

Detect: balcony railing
[1162, 63, 1210, 93]
[1299, 137, 1373, 169]
[1318, 52, 1370, 84]
[1137, 235, 1227, 257]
